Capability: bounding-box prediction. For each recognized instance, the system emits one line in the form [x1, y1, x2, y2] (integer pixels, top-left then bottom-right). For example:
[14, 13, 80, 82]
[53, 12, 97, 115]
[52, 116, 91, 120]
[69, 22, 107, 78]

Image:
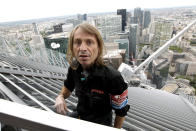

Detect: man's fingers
[60, 104, 67, 115]
[64, 103, 68, 112]
[56, 104, 61, 113]
[55, 95, 68, 115]
[55, 103, 67, 115]
[61, 109, 67, 115]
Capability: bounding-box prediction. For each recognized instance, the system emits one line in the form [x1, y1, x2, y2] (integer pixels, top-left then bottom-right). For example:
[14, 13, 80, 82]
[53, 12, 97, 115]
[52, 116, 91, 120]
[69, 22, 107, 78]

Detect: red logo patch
[91, 89, 104, 94]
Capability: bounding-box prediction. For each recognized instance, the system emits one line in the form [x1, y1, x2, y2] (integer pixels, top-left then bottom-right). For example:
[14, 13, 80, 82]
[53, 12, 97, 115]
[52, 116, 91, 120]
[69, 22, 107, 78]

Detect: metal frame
[0, 73, 52, 112]
[11, 74, 55, 103]
[22, 75, 59, 97]
[0, 64, 65, 80]
[24, 75, 77, 108]
[0, 99, 119, 131]
[0, 82, 26, 105]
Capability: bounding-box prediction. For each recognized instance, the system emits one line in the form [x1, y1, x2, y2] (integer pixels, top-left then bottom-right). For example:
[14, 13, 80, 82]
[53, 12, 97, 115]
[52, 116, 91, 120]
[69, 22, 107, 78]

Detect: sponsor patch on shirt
[91, 89, 104, 94]
[111, 89, 128, 109]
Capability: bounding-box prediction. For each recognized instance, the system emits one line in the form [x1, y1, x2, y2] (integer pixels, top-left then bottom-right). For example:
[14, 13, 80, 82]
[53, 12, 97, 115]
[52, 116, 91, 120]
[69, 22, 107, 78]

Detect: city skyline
[1, 0, 196, 23]
[0, 4, 196, 130]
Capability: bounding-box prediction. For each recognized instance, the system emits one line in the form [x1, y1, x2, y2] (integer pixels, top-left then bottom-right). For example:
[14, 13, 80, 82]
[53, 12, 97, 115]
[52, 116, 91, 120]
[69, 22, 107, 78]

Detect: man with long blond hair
[55, 22, 129, 128]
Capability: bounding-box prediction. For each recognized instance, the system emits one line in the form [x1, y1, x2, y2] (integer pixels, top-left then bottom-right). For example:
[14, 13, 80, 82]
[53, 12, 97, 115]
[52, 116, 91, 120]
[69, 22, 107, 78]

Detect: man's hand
[55, 95, 68, 115]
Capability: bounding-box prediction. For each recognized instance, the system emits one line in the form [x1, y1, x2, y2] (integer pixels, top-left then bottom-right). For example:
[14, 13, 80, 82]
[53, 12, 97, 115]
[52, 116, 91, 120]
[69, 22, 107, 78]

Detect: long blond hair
[66, 22, 105, 69]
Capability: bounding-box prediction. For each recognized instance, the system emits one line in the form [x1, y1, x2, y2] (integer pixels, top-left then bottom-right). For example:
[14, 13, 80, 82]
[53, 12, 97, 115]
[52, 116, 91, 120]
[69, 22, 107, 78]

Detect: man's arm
[55, 86, 71, 115]
[114, 116, 125, 128]
[59, 85, 71, 99]
[110, 77, 130, 129]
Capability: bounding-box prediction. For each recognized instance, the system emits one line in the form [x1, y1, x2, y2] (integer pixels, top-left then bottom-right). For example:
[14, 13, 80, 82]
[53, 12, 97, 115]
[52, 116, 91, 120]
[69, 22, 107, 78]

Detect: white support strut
[133, 19, 196, 73]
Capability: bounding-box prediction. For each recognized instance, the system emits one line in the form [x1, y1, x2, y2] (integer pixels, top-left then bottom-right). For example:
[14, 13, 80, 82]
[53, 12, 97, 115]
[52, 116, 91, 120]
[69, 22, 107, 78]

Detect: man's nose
[79, 42, 87, 51]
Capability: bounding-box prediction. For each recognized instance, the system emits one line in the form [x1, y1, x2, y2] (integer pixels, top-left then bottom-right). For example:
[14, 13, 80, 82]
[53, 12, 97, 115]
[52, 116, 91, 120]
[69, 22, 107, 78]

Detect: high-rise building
[128, 24, 140, 60]
[44, 32, 69, 54]
[130, 16, 138, 24]
[66, 18, 82, 27]
[32, 23, 39, 35]
[77, 14, 87, 21]
[31, 22, 45, 49]
[117, 9, 127, 32]
[134, 8, 143, 25]
[114, 39, 129, 63]
[83, 14, 87, 21]
[66, 14, 87, 28]
[171, 26, 177, 38]
[151, 20, 173, 49]
[143, 10, 151, 29]
[126, 12, 132, 25]
[95, 15, 121, 41]
[53, 23, 64, 33]
[134, 8, 143, 36]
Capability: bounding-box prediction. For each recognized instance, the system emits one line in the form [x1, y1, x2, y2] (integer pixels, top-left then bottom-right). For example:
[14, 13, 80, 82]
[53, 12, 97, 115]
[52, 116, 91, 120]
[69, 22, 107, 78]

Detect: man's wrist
[58, 94, 64, 99]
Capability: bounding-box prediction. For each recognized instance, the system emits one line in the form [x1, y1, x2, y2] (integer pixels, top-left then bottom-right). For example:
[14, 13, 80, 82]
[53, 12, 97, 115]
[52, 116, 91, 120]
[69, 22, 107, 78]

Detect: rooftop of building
[46, 32, 69, 39]
[161, 83, 179, 93]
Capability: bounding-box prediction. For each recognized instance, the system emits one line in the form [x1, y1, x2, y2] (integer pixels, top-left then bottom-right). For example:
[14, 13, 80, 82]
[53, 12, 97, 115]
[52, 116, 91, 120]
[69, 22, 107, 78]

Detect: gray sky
[1, 0, 196, 23]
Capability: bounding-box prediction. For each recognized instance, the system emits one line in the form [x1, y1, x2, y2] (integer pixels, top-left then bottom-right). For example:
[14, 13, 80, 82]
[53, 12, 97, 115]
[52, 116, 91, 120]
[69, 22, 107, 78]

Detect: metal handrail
[0, 99, 120, 131]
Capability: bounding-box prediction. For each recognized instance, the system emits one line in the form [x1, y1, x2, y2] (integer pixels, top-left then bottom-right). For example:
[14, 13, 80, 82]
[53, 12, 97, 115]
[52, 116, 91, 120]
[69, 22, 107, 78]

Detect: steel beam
[0, 73, 52, 112]
[11, 74, 55, 103]
[0, 99, 119, 131]
[23, 75, 77, 109]
[0, 82, 26, 105]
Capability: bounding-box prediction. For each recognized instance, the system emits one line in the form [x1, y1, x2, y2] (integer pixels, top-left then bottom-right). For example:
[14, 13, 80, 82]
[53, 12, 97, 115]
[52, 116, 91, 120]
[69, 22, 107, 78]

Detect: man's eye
[86, 40, 92, 45]
[74, 40, 81, 45]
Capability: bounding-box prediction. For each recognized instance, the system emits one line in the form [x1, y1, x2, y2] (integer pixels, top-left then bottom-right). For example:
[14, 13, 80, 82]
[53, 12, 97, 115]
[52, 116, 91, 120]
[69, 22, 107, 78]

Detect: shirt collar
[76, 64, 105, 77]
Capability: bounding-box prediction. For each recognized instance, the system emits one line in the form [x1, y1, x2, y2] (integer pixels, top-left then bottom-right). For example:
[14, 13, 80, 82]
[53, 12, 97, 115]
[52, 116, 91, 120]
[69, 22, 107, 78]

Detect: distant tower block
[32, 22, 39, 35]
[171, 26, 177, 38]
[117, 9, 127, 32]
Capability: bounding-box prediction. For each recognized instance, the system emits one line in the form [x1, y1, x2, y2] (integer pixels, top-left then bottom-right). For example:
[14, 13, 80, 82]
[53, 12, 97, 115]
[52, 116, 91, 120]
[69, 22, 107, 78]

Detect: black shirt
[64, 64, 129, 126]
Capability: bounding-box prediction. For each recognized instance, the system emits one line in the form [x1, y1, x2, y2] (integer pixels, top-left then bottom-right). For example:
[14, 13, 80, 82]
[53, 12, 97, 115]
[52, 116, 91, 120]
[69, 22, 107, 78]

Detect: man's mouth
[79, 54, 89, 60]
[79, 54, 89, 57]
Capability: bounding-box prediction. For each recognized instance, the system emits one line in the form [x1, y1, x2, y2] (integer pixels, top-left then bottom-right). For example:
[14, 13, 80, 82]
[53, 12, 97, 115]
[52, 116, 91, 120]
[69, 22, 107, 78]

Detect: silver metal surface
[0, 82, 26, 105]
[0, 73, 52, 112]
[11, 74, 55, 103]
[0, 99, 119, 131]
[127, 87, 196, 130]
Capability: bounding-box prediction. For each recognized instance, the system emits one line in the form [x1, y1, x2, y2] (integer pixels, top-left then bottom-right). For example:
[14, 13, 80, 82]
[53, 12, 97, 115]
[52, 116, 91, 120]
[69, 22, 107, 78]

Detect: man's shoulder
[104, 66, 121, 79]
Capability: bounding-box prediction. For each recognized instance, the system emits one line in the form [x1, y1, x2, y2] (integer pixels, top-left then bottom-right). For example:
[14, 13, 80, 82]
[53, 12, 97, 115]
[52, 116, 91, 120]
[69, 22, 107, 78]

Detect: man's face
[73, 27, 99, 69]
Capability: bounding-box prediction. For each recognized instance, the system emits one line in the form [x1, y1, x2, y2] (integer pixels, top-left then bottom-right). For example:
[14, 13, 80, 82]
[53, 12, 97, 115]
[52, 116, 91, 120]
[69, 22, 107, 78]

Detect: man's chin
[79, 61, 92, 68]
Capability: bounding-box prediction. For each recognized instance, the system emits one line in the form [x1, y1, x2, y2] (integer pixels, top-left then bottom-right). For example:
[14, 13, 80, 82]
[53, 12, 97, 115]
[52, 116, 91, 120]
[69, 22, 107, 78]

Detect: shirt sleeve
[64, 67, 75, 92]
[109, 74, 130, 117]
